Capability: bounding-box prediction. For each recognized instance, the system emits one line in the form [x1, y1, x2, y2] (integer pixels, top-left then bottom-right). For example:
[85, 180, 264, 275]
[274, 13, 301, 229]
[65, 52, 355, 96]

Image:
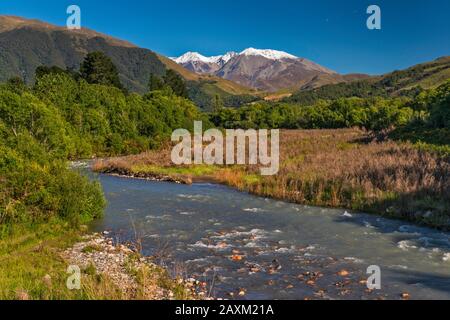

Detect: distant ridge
[0, 15, 136, 48]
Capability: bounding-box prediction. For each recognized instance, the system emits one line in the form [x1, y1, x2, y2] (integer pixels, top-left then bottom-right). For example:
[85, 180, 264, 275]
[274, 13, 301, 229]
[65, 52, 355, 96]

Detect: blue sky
[1, 0, 449, 75]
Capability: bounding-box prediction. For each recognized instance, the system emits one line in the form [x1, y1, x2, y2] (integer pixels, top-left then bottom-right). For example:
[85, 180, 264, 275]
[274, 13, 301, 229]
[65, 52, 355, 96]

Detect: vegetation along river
[89, 172, 450, 300]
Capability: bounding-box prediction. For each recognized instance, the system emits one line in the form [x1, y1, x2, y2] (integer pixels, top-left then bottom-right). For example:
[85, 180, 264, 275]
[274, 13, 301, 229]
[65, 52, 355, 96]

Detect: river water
[90, 173, 450, 300]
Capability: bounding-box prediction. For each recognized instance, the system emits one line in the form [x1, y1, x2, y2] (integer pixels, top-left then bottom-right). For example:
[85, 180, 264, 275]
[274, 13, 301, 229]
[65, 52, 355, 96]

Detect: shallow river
[90, 174, 450, 300]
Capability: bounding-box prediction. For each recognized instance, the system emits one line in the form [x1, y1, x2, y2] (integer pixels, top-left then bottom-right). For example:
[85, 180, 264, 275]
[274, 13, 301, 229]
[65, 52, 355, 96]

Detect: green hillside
[287, 56, 450, 105]
[0, 16, 166, 93]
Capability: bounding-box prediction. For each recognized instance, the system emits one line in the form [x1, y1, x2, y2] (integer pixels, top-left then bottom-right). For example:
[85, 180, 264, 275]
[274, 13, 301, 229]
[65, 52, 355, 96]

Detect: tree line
[209, 80, 450, 146]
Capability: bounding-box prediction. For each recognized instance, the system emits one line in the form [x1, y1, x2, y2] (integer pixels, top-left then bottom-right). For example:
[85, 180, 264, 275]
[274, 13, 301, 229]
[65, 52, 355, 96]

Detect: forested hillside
[287, 56, 450, 105]
[0, 53, 207, 228]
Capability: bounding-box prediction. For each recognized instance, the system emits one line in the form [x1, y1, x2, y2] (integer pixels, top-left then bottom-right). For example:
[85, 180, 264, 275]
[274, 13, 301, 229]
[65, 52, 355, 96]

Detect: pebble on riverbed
[60, 233, 207, 300]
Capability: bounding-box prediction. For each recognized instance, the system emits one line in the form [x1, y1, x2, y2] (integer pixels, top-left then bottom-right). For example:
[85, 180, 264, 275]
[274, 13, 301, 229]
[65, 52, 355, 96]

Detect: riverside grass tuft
[94, 129, 450, 230]
[0, 221, 198, 300]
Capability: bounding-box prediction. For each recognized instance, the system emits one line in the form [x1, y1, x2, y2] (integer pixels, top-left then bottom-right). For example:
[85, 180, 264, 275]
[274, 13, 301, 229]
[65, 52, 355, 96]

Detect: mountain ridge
[0, 15, 256, 110]
[286, 56, 450, 104]
[0, 15, 136, 48]
[171, 48, 339, 92]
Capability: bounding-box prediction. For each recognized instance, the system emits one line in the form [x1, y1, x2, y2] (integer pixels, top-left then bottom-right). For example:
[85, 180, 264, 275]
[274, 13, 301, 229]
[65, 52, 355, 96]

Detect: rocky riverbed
[61, 233, 208, 300]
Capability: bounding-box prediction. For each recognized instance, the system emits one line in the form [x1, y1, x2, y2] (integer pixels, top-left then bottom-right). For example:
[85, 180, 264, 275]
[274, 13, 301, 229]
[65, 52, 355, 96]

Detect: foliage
[162, 69, 188, 98]
[186, 79, 258, 111]
[148, 69, 191, 99]
[391, 80, 450, 146]
[0, 66, 207, 226]
[211, 81, 449, 135]
[210, 96, 414, 131]
[148, 73, 165, 91]
[287, 57, 450, 105]
[80, 52, 124, 91]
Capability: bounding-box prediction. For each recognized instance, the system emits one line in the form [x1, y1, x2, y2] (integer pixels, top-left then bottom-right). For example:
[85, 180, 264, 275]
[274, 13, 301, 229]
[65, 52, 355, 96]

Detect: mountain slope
[158, 53, 258, 110]
[158, 54, 254, 95]
[286, 56, 450, 104]
[171, 48, 342, 92]
[0, 16, 167, 92]
[0, 15, 256, 109]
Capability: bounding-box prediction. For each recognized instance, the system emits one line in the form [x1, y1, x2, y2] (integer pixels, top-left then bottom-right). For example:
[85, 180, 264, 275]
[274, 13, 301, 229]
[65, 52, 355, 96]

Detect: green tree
[148, 74, 165, 91]
[163, 69, 188, 98]
[5, 77, 27, 94]
[212, 94, 224, 112]
[80, 52, 124, 90]
[35, 66, 68, 80]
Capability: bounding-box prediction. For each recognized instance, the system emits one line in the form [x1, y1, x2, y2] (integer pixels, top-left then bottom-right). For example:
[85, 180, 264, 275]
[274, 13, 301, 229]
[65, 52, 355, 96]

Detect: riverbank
[93, 129, 450, 230]
[0, 223, 203, 300]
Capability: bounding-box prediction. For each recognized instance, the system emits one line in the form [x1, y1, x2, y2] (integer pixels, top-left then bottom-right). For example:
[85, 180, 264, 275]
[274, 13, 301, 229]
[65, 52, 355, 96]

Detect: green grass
[243, 174, 263, 185]
[0, 221, 124, 300]
[0, 220, 196, 300]
[391, 125, 450, 156]
[131, 164, 219, 177]
[0, 221, 82, 299]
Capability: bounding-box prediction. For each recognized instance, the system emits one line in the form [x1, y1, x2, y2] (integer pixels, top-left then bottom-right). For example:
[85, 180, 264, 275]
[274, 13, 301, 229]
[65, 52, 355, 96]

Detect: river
[89, 173, 450, 300]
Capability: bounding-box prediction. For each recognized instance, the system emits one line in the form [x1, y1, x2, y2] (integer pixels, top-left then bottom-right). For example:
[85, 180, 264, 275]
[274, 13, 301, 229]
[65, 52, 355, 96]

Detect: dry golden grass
[94, 129, 450, 229]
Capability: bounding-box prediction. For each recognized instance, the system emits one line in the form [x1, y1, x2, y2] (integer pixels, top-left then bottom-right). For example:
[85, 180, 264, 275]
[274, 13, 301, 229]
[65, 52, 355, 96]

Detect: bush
[0, 70, 207, 227]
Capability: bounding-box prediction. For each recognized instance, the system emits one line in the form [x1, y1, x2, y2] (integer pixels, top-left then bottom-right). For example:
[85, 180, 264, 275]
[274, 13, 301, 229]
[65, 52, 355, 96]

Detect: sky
[1, 0, 449, 75]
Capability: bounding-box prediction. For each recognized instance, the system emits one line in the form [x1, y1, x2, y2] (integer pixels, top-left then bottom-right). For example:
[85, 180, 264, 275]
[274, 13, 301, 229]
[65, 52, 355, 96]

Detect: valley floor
[94, 128, 450, 230]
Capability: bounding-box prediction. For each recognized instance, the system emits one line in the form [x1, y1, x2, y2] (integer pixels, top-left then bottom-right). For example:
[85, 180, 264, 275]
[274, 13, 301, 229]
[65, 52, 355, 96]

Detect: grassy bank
[0, 221, 198, 300]
[0, 222, 102, 300]
[94, 129, 450, 230]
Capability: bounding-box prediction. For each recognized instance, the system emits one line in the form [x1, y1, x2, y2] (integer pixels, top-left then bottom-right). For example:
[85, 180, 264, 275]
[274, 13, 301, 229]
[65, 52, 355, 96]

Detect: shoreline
[90, 129, 449, 231]
[93, 166, 450, 231]
[61, 232, 208, 300]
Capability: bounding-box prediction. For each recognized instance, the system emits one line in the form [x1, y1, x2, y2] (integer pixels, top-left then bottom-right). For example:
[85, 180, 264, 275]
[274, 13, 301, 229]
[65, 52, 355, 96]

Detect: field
[94, 129, 450, 230]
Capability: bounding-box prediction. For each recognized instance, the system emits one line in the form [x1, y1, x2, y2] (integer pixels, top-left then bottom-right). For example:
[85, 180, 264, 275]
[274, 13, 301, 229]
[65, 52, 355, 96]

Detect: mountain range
[0, 15, 448, 110]
[0, 15, 257, 109]
[171, 49, 347, 92]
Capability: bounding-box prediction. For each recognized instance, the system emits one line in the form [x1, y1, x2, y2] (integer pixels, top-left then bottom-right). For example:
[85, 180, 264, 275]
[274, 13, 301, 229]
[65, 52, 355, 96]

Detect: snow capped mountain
[172, 51, 237, 65]
[172, 52, 213, 64]
[216, 51, 238, 65]
[171, 48, 296, 64]
[240, 48, 297, 60]
[171, 48, 336, 92]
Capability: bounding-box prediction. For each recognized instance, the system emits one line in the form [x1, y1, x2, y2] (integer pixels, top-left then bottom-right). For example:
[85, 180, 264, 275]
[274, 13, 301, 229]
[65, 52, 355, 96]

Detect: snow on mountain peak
[240, 48, 297, 60]
[172, 52, 212, 64]
[217, 51, 238, 64]
[171, 48, 297, 65]
[172, 51, 238, 65]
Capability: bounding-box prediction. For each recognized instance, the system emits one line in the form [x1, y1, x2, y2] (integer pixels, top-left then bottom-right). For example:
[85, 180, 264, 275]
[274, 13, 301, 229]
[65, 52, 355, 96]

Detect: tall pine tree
[80, 52, 124, 90]
[148, 73, 165, 91]
[162, 69, 188, 98]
